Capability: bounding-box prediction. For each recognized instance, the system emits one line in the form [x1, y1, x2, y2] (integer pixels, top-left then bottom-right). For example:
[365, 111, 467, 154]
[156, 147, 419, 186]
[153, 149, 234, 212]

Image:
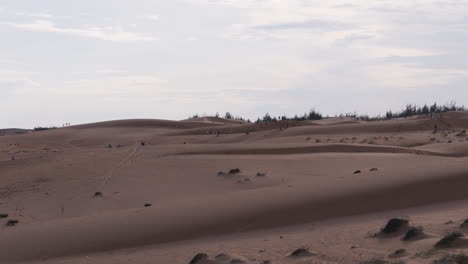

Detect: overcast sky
[1, 0, 468, 128]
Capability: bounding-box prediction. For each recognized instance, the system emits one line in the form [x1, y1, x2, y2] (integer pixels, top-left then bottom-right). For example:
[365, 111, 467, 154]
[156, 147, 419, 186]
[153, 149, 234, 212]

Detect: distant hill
[0, 128, 30, 136]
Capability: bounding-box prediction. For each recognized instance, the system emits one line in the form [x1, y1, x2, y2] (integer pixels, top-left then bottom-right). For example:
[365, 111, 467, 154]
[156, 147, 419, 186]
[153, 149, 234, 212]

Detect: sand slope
[1, 112, 468, 263]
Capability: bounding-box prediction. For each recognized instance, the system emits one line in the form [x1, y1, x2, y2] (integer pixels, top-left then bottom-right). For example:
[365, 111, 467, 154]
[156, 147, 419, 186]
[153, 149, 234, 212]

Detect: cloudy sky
[1, 0, 468, 128]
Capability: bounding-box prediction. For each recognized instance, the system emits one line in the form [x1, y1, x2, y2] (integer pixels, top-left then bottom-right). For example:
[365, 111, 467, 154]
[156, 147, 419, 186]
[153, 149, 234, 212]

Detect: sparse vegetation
[6, 219, 19, 226]
[0, 214, 8, 218]
[381, 218, 409, 234]
[33, 126, 58, 131]
[289, 248, 315, 258]
[93, 191, 103, 197]
[353, 170, 362, 174]
[144, 203, 152, 207]
[403, 227, 425, 241]
[189, 253, 209, 264]
[435, 232, 463, 248]
[360, 259, 389, 264]
[460, 219, 468, 228]
[433, 254, 468, 264]
[385, 102, 464, 119]
[189, 102, 464, 123]
[389, 248, 406, 258]
[214, 253, 231, 262]
[228, 168, 241, 174]
[230, 259, 246, 264]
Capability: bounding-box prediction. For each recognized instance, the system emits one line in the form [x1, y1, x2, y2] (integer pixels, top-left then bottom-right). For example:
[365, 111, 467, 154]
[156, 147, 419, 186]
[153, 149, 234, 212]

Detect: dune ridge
[2, 113, 468, 263]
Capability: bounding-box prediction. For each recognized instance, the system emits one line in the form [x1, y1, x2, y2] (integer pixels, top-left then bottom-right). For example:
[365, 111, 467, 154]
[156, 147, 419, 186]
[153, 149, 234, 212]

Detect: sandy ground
[1, 113, 468, 263]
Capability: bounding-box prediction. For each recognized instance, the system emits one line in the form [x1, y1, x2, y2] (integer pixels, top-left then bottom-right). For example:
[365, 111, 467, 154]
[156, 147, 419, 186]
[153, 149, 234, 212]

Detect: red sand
[1, 112, 468, 263]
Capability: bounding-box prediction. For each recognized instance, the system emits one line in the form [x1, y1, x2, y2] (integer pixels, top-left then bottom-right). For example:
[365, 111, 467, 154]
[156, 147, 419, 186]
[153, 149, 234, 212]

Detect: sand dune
[0, 128, 30, 136]
[2, 112, 468, 263]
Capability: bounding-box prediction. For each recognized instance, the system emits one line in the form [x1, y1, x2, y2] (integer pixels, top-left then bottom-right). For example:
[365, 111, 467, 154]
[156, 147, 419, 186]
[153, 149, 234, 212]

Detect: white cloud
[146, 15, 160, 21]
[14, 11, 53, 18]
[96, 69, 128, 74]
[50, 75, 169, 97]
[0, 20, 158, 42]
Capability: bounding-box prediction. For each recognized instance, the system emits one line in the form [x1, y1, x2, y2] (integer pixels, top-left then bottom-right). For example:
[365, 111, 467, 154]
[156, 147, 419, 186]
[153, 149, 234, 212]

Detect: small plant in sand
[460, 219, 468, 228]
[353, 170, 362, 174]
[435, 232, 464, 248]
[214, 253, 231, 262]
[144, 203, 152, 207]
[433, 254, 468, 264]
[360, 259, 390, 264]
[230, 259, 246, 264]
[0, 214, 8, 218]
[256, 172, 266, 177]
[402, 227, 425, 241]
[93, 191, 103, 197]
[389, 248, 406, 258]
[228, 168, 241, 174]
[189, 253, 209, 264]
[289, 248, 315, 258]
[381, 218, 409, 234]
[6, 219, 19, 226]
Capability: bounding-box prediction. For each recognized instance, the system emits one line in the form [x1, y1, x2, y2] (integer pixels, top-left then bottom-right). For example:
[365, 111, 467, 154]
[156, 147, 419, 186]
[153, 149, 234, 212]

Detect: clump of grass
[433, 254, 468, 264]
[389, 248, 406, 258]
[230, 259, 246, 264]
[189, 253, 209, 264]
[360, 259, 389, 264]
[353, 170, 362, 174]
[0, 214, 8, 218]
[228, 168, 241, 174]
[460, 219, 468, 228]
[370, 168, 379, 171]
[256, 172, 266, 177]
[381, 218, 409, 234]
[214, 253, 231, 262]
[403, 227, 425, 241]
[144, 203, 152, 207]
[289, 248, 315, 258]
[93, 191, 103, 197]
[33, 126, 58, 131]
[435, 232, 463, 248]
[6, 219, 18, 226]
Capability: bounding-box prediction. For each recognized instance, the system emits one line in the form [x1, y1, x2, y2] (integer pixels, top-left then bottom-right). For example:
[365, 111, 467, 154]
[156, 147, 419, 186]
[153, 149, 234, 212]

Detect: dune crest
[2, 112, 468, 263]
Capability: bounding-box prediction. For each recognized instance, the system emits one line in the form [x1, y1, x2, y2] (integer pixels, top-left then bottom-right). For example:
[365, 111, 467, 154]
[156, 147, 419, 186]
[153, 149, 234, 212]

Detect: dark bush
[382, 218, 409, 234]
[433, 254, 468, 264]
[460, 219, 468, 228]
[189, 253, 209, 264]
[34, 126, 58, 131]
[228, 168, 241, 174]
[289, 248, 314, 258]
[435, 232, 463, 248]
[389, 248, 406, 258]
[403, 227, 425, 241]
[6, 219, 18, 226]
